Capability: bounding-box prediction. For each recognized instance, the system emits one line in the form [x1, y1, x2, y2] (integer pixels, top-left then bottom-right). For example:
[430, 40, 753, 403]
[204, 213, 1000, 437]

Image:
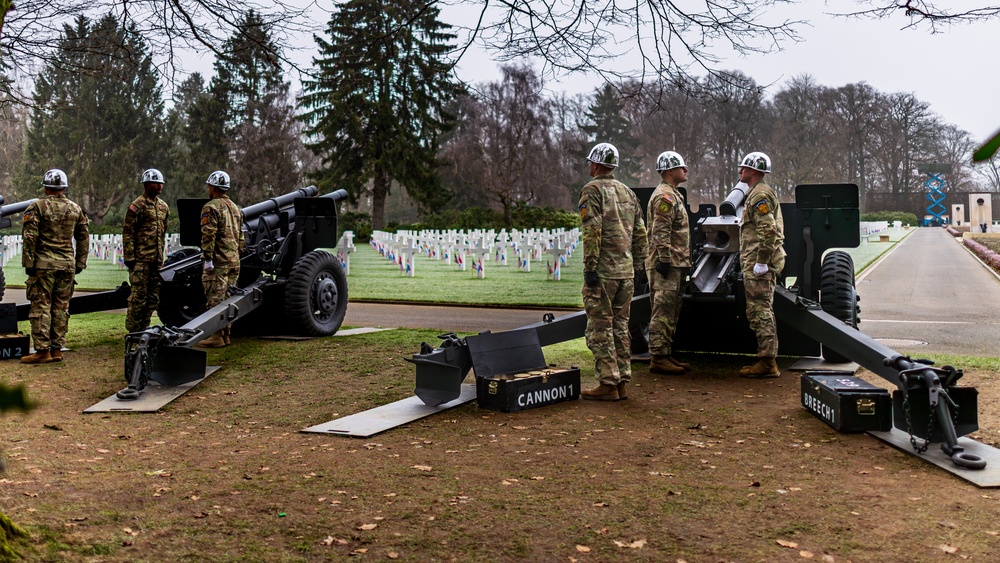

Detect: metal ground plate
[868, 429, 1000, 487]
[302, 384, 477, 438]
[789, 356, 859, 372]
[82, 367, 220, 413]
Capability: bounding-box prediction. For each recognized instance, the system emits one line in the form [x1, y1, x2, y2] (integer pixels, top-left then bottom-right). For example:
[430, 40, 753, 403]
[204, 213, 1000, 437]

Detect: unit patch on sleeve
[754, 199, 770, 215]
[579, 202, 587, 221]
[657, 193, 674, 216]
[201, 212, 210, 225]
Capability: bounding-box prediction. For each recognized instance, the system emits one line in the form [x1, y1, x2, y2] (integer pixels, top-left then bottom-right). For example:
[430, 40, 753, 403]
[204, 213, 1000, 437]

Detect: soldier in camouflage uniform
[737, 152, 786, 378]
[646, 151, 692, 376]
[122, 169, 170, 333]
[197, 170, 243, 348]
[579, 143, 648, 401]
[20, 169, 90, 364]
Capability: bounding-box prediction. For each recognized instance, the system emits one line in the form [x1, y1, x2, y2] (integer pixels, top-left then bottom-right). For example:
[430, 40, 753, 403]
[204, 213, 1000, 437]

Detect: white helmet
[587, 143, 619, 169]
[739, 152, 772, 174]
[42, 169, 68, 189]
[656, 151, 686, 172]
[206, 170, 231, 190]
[141, 168, 165, 184]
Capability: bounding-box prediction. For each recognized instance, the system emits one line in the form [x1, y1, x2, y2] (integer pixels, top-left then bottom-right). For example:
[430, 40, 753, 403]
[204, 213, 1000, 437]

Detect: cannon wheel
[0, 266, 5, 302]
[156, 247, 205, 327]
[284, 250, 348, 336]
[819, 250, 860, 363]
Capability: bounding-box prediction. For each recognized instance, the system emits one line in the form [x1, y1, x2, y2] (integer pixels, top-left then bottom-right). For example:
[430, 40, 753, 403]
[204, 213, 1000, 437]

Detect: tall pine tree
[23, 14, 167, 224]
[184, 10, 304, 200]
[582, 84, 641, 187]
[298, 0, 462, 229]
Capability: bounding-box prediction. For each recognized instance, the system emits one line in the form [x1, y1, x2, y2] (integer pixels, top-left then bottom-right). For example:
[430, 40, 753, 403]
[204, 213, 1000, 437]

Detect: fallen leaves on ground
[613, 539, 646, 549]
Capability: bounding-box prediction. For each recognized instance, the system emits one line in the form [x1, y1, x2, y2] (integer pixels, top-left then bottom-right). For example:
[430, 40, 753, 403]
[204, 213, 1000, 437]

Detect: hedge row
[860, 211, 919, 226]
[964, 237, 1000, 273]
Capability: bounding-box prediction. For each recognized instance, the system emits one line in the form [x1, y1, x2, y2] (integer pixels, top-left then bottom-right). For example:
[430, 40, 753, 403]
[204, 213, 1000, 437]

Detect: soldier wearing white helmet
[197, 171, 243, 348]
[20, 169, 90, 364]
[122, 168, 170, 332]
[736, 151, 785, 378]
[579, 143, 648, 402]
[646, 151, 692, 376]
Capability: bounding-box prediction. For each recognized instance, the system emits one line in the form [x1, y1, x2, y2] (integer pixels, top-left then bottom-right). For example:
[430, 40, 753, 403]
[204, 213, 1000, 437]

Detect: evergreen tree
[23, 14, 167, 224]
[186, 10, 304, 200]
[582, 84, 641, 187]
[298, 0, 462, 229]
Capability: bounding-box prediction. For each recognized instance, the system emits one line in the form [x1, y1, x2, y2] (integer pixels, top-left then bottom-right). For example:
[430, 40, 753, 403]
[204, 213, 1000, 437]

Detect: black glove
[124, 260, 136, 271]
[584, 271, 600, 288]
[635, 269, 648, 288]
[655, 262, 671, 277]
[25, 267, 36, 277]
[75, 266, 83, 275]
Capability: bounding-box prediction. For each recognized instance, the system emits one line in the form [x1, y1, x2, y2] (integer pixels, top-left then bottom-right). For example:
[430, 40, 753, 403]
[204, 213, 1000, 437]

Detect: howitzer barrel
[718, 182, 749, 217]
[321, 189, 348, 203]
[241, 186, 319, 222]
[1, 198, 38, 218]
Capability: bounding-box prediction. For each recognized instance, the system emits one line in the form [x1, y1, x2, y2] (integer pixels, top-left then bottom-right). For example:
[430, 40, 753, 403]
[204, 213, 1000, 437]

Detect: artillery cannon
[116, 186, 349, 400]
[410, 183, 988, 473]
[0, 196, 38, 301]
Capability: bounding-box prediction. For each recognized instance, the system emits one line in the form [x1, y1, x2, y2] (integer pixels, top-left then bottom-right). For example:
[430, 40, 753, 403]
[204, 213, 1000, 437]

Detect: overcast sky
[436, 2, 1000, 144]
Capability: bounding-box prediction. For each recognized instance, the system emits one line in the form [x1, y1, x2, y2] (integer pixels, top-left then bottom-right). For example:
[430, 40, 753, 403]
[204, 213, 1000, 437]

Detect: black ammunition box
[467, 330, 580, 413]
[801, 372, 892, 433]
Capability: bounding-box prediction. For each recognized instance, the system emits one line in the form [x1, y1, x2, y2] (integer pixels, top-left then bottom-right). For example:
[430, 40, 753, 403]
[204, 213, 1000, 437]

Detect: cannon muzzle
[322, 189, 348, 203]
[719, 182, 749, 217]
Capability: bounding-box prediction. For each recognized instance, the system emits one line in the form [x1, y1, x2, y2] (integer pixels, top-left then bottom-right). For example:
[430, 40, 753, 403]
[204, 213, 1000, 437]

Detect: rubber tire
[284, 250, 348, 336]
[819, 250, 861, 363]
[156, 247, 206, 328]
[0, 265, 5, 303]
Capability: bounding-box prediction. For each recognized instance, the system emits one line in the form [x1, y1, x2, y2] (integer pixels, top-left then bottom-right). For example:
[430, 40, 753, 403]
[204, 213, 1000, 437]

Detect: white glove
[203, 260, 215, 273]
[753, 263, 769, 277]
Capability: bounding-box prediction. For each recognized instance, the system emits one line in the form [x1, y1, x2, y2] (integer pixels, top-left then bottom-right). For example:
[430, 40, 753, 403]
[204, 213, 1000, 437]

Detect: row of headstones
[0, 233, 183, 268]
[367, 228, 580, 280]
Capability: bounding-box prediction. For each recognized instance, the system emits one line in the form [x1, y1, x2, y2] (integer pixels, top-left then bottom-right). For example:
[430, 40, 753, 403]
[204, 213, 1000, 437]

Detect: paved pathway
[856, 227, 1000, 357]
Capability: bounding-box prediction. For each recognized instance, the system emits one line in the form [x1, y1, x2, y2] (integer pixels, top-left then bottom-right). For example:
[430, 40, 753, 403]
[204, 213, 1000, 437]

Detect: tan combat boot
[616, 382, 628, 400]
[581, 384, 620, 401]
[650, 355, 684, 375]
[20, 350, 54, 364]
[667, 356, 691, 370]
[49, 348, 63, 362]
[197, 332, 226, 348]
[739, 357, 780, 378]
[222, 325, 232, 346]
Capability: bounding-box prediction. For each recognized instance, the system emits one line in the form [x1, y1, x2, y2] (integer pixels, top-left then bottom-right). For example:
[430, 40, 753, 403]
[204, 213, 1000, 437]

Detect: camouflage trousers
[744, 270, 777, 357]
[648, 266, 685, 356]
[583, 277, 634, 385]
[126, 263, 161, 333]
[203, 266, 240, 309]
[25, 269, 75, 351]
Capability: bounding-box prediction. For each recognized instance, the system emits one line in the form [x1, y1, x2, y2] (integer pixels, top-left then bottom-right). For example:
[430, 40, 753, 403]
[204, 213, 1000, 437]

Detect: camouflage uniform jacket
[579, 174, 648, 279]
[645, 181, 691, 270]
[21, 193, 90, 271]
[123, 194, 169, 265]
[200, 195, 244, 267]
[739, 181, 786, 269]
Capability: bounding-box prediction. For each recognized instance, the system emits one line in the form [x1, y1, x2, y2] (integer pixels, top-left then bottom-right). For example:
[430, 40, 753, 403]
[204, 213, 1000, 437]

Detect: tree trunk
[371, 167, 389, 230]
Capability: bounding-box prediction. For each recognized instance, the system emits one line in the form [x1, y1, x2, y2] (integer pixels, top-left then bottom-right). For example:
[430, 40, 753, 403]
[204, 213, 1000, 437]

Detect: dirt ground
[2, 320, 1000, 562]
